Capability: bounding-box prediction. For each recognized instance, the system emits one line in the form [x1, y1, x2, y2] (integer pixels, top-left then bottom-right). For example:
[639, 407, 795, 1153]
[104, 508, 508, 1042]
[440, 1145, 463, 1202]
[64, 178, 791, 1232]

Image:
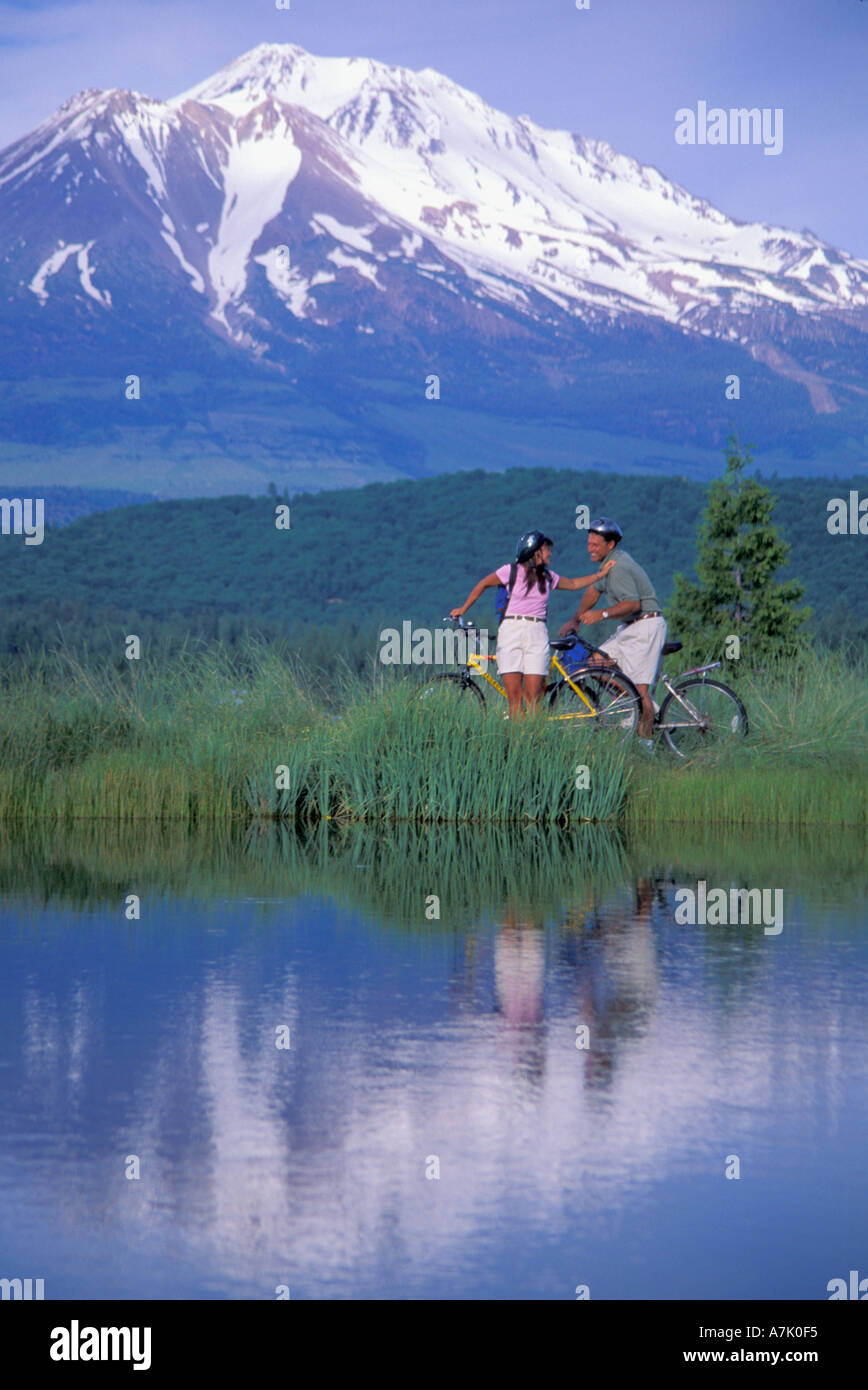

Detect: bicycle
[649, 640, 749, 756]
[567, 635, 749, 754]
[416, 618, 642, 734]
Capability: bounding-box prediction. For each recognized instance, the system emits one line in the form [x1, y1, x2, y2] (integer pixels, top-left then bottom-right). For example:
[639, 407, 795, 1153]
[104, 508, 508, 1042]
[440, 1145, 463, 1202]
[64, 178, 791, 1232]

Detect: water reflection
[0, 822, 865, 1299]
[569, 877, 662, 1095]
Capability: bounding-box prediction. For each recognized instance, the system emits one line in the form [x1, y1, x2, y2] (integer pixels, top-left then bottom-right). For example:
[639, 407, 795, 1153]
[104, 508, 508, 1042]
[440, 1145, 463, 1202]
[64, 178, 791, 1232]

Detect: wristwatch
[602, 610, 609, 620]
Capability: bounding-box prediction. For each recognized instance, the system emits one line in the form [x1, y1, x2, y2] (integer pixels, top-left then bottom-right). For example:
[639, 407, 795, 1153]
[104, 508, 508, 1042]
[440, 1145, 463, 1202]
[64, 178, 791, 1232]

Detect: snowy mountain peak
[175, 43, 378, 118]
[174, 43, 487, 137]
[57, 88, 104, 116]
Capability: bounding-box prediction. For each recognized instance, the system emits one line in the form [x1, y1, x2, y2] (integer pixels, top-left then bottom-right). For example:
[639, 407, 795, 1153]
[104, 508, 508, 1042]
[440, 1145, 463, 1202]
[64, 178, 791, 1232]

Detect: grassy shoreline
[0, 644, 864, 827]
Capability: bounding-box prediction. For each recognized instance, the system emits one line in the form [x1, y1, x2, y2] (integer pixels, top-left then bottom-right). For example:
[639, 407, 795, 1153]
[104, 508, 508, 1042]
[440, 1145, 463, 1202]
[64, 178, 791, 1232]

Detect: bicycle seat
[549, 637, 576, 651]
[662, 641, 682, 655]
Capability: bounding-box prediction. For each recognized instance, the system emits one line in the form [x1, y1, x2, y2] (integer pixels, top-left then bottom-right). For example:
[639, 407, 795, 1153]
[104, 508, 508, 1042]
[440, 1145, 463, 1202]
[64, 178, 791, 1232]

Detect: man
[559, 518, 666, 746]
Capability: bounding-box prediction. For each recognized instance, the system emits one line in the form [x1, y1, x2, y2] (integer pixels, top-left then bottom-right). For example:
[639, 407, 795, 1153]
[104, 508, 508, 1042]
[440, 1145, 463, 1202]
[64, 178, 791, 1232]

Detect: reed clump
[0, 643, 628, 824]
[0, 643, 863, 827]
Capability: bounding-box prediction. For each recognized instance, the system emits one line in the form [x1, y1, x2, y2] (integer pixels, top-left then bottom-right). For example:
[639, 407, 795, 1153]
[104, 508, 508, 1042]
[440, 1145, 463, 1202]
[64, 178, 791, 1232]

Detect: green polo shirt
[597, 549, 660, 617]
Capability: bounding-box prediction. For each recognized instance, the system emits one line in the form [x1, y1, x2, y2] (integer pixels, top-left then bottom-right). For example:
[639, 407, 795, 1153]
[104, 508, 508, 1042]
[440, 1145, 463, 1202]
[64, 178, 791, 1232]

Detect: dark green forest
[0, 467, 864, 670]
[0, 484, 153, 526]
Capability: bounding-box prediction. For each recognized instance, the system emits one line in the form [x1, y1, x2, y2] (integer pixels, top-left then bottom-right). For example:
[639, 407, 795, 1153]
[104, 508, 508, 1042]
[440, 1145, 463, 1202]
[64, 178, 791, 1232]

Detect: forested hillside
[0, 485, 154, 526]
[0, 468, 864, 665]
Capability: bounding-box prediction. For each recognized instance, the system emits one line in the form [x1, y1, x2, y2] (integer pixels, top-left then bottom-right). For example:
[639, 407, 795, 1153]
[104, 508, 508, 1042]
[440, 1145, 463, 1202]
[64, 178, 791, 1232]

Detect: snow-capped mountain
[5, 41, 868, 356]
[178, 45, 868, 338]
[1, 43, 867, 493]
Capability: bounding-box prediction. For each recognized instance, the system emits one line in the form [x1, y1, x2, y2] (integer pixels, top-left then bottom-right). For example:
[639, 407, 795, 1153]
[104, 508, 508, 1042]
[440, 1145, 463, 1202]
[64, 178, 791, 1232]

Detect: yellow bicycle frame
[463, 648, 599, 719]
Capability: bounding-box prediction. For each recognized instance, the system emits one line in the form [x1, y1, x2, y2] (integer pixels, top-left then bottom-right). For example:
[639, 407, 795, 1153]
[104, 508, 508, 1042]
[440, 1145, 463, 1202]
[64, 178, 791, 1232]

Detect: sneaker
[638, 738, 655, 755]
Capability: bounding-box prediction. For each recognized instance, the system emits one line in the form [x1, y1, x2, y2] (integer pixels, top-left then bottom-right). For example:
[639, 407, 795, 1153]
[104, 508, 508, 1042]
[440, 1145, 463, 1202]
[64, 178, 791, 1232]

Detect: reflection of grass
[0, 644, 863, 827]
[0, 818, 628, 920]
[0, 819, 245, 909]
[1, 819, 863, 929]
[626, 824, 868, 911]
[245, 819, 630, 926]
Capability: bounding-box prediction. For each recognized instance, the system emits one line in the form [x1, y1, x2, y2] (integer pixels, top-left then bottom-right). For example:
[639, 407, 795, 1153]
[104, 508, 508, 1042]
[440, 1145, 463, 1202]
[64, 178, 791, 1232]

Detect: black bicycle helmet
[516, 530, 553, 563]
[587, 517, 623, 543]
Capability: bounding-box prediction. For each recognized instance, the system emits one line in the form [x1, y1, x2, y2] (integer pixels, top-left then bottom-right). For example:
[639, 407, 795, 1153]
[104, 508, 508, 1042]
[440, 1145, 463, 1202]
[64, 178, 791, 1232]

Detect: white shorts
[496, 619, 550, 676]
[598, 615, 667, 687]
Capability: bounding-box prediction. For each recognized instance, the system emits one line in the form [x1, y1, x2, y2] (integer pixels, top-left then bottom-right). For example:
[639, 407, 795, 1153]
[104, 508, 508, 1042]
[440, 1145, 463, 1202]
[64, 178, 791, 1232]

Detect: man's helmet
[516, 530, 553, 563]
[587, 517, 623, 543]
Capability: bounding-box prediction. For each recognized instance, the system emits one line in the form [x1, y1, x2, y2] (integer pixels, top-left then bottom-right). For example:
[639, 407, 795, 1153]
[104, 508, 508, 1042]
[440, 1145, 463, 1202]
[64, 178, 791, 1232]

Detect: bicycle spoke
[659, 679, 748, 756]
[416, 674, 485, 707]
[548, 667, 640, 736]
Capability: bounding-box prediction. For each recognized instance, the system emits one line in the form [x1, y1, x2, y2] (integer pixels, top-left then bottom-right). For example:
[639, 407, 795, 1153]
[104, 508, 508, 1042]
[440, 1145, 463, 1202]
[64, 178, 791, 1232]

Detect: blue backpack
[494, 563, 518, 626]
[557, 635, 595, 673]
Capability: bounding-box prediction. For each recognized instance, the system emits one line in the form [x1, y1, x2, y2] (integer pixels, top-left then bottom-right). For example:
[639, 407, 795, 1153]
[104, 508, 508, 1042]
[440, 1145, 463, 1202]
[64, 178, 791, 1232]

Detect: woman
[450, 530, 615, 718]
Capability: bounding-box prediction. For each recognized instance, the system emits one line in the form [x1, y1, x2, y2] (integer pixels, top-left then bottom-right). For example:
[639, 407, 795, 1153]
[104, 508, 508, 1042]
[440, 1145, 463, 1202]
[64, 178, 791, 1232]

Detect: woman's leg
[522, 674, 546, 710]
[502, 671, 524, 717]
[522, 626, 550, 712]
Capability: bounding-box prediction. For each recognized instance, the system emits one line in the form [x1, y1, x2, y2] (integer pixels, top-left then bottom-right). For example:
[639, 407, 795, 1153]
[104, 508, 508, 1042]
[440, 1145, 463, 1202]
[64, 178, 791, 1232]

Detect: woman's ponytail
[524, 560, 549, 593]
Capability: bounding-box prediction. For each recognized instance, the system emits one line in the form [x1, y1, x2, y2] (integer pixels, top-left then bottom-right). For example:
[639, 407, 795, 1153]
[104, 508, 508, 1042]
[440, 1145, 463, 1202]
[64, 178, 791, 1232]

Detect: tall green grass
[0, 640, 318, 822]
[0, 643, 628, 824]
[246, 680, 629, 824]
[0, 642, 863, 826]
[625, 647, 868, 829]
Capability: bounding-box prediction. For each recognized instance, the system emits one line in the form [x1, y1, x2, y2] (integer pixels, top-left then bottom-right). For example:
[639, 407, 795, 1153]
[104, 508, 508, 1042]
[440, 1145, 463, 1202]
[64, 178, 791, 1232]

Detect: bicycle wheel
[416, 673, 486, 707]
[658, 678, 748, 756]
[548, 666, 641, 735]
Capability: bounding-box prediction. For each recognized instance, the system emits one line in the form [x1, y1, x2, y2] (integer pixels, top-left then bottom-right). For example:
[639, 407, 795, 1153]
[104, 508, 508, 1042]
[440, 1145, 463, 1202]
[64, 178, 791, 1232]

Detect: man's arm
[580, 597, 640, 628]
[559, 585, 600, 636]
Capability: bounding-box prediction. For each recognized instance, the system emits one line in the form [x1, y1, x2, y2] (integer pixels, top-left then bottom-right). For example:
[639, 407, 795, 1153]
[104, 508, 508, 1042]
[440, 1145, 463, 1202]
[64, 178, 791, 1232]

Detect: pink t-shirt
[495, 563, 560, 619]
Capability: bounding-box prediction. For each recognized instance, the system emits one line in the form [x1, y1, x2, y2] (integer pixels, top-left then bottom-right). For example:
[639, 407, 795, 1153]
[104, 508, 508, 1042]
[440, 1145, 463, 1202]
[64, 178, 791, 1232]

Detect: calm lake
[1, 821, 865, 1300]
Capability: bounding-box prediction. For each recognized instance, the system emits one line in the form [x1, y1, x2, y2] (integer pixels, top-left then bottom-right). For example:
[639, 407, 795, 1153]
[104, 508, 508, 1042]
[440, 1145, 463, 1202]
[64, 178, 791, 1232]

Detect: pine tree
[667, 432, 810, 666]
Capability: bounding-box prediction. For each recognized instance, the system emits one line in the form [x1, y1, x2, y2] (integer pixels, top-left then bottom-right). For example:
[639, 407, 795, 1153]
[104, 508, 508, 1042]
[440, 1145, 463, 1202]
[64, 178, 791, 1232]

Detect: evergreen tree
[667, 432, 810, 666]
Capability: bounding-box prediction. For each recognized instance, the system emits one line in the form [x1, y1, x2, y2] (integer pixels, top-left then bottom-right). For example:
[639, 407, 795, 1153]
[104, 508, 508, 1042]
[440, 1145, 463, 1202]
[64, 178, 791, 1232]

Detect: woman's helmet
[516, 530, 553, 563]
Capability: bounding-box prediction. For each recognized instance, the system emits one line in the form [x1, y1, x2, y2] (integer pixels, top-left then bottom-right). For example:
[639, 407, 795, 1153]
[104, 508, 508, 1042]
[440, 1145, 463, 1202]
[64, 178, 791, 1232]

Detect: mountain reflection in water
[0, 821, 865, 1300]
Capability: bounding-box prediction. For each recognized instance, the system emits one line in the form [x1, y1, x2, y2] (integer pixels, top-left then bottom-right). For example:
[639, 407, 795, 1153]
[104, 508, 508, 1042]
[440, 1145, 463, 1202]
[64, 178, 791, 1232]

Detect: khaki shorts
[496, 619, 550, 676]
[599, 615, 667, 686]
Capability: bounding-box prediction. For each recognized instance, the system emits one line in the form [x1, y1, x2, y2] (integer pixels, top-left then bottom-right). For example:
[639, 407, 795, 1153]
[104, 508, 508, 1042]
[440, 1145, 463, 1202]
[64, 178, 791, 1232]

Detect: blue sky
[2, 0, 866, 257]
